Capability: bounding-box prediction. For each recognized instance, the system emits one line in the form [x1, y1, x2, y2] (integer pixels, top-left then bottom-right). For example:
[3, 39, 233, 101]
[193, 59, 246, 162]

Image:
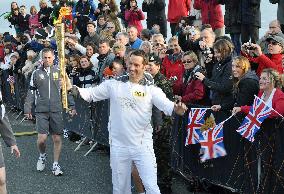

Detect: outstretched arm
[71, 80, 111, 102]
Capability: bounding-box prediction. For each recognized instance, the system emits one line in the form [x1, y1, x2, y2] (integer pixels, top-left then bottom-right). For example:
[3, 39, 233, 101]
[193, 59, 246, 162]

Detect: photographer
[151, 33, 166, 57]
[94, 0, 121, 33]
[125, 0, 145, 35]
[173, 51, 206, 105]
[161, 36, 184, 83]
[241, 35, 284, 77]
[177, 17, 201, 51]
[258, 20, 284, 54]
[195, 39, 235, 114]
[193, 27, 216, 79]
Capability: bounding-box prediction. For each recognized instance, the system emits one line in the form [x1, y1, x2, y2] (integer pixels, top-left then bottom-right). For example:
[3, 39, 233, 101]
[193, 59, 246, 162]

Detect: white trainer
[52, 164, 63, 176]
[37, 156, 46, 171]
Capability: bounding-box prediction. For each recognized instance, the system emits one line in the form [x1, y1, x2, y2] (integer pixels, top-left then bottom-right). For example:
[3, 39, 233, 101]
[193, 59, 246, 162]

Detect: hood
[240, 70, 259, 82]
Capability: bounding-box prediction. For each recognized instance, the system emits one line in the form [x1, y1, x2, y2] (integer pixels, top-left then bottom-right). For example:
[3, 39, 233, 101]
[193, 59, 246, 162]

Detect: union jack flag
[7, 75, 15, 84]
[185, 108, 207, 145]
[236, 96, 272, 142]
[199, 122, 227, 162]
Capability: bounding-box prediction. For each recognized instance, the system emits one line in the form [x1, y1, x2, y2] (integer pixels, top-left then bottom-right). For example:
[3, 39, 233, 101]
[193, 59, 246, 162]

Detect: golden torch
[55, 23, 70, 110]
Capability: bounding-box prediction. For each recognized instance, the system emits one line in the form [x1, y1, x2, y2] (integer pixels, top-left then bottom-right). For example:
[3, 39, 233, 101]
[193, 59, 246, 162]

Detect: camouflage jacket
[154, 72, 174, 101]
[152, 72, 174, 129]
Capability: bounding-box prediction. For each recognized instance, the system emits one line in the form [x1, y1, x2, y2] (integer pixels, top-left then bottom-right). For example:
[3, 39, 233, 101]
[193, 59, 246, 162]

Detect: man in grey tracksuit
[24, 48, 75, 176]
[0, 92, 20, 194]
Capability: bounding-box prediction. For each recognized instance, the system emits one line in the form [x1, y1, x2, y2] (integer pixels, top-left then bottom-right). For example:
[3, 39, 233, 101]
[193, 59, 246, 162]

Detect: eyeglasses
[182, 60, 193, 64]
[269, 26, 277, 29]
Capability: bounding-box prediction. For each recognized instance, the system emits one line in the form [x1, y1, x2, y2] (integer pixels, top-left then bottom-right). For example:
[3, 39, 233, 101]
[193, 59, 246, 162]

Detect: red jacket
[125, 9, 145, 34]
[168, 0, 190, 23]
[0, 45, 4, 63]
[193, 0, 224, 30]
[161, 55, 185, 83]
[241, 89, 284, 118]
[242, 52, 283, 77]
[173, 78, 205, 104]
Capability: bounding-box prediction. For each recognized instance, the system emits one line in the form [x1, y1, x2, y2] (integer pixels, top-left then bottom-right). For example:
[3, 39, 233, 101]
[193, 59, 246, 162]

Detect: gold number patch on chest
[133, 91, 146, 97]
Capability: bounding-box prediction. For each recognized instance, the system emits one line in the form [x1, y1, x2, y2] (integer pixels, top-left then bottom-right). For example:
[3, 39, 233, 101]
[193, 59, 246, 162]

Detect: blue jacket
[130, 38, 143, 49]
[72, 0, 96, 21]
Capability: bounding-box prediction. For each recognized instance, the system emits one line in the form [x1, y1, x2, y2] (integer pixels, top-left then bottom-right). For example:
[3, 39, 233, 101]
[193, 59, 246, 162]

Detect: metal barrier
[171, 106, 284, 193]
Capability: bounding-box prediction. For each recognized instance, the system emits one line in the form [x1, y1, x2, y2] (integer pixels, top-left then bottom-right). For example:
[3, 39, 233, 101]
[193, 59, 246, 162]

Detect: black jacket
[233, 71, 259, 107]
[18, 14, 30, 33]
[142, 0, 167, 37]
[73, 67, 99, 88]
[203, 56, 234, 110]
[217, 0, 241, 34]
[240, 0, 261, 27]
[38, 7, 53, 27]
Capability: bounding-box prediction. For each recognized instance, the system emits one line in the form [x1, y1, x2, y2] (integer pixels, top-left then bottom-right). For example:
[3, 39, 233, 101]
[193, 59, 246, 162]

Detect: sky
[0, 0, 279, 38]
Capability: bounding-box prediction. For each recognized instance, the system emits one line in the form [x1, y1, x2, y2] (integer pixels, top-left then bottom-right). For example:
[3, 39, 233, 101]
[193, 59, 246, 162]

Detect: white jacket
[78, 78, 174, 147]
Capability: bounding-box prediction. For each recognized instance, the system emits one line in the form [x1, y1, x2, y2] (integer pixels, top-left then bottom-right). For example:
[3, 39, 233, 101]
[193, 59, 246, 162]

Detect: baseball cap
[148, 54, 161, 65]
[266, 35, 284, 48]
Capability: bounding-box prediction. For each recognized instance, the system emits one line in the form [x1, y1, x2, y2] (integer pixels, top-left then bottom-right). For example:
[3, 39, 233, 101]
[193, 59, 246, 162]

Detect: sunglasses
[182, 60, 193, 64]
[268, 40, 280, 46]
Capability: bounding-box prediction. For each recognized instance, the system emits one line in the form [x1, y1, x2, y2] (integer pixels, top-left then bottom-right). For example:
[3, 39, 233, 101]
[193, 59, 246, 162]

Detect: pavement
[2, 108, 194, 194]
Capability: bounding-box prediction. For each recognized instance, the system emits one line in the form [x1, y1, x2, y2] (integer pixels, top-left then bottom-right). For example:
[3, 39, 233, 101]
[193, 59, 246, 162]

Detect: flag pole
[254, 95, 284, 119]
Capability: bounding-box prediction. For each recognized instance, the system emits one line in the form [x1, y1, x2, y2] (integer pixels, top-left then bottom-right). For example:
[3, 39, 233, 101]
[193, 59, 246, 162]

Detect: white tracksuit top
[78, 79, 174, 147]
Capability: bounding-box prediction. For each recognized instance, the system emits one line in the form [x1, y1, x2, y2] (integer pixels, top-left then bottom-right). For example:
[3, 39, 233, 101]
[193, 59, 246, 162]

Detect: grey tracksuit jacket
[24, 66, 75, 113]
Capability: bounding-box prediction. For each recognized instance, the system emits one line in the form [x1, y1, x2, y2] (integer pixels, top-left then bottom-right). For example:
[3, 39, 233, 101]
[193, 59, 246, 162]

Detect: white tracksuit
[79, 79, 174, 194]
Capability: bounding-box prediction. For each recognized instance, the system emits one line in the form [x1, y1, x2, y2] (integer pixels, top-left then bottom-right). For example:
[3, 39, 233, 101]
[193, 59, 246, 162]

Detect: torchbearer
[71, 50, 187, 194]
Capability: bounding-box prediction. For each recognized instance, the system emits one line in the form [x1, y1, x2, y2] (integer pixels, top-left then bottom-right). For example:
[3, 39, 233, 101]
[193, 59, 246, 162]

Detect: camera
[183, 26, 196, 35]
[244, 43, 256, 50]
[165, 49, 174, 55]
[192, 66, 206, 80]
[201, 47, 212, 57]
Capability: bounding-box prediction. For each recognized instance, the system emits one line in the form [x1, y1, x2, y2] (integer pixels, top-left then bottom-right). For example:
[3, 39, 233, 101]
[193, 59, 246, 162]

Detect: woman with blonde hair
[173, 50, 206, 105]
[232, 56, 259, 108]
[233, 68, 284, 117]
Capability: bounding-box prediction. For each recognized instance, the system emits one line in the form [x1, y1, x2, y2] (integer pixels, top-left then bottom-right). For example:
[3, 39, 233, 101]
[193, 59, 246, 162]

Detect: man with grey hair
[115, 32, 130, 47]
[270, 0, 284, 33]
[258, 20, 284, 54]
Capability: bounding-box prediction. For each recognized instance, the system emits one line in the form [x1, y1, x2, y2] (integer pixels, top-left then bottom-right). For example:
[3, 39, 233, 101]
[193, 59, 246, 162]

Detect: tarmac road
[2, 109, 192, 194]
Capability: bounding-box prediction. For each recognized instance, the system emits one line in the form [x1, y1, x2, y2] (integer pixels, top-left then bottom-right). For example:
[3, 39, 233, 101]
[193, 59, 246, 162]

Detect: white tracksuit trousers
[110, 144, 161, 194]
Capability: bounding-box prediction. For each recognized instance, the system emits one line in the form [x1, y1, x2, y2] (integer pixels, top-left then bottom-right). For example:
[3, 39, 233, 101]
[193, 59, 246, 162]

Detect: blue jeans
[231, 33, 241, 56]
